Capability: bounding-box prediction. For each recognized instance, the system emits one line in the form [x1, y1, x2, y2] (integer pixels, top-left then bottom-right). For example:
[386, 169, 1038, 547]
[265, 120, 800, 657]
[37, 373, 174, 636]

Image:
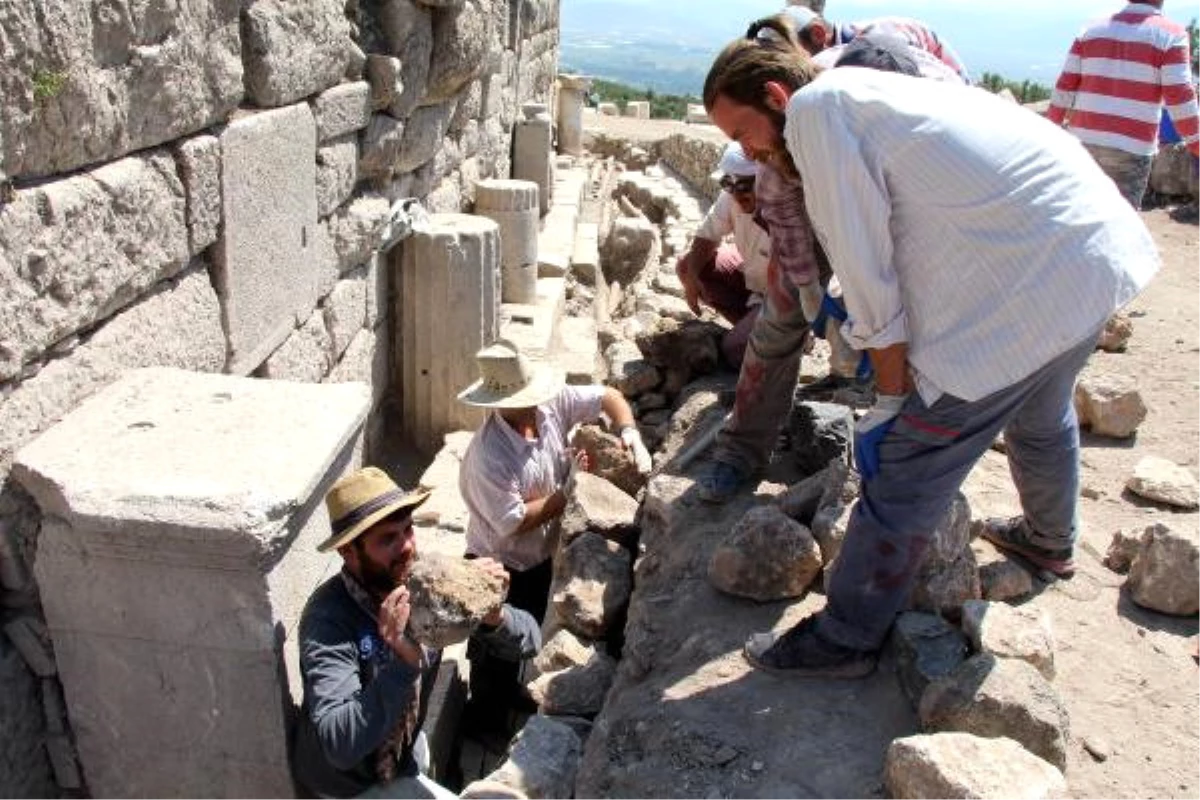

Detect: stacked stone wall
[655, 133, 725, 203]
[0, 0, 560, 793]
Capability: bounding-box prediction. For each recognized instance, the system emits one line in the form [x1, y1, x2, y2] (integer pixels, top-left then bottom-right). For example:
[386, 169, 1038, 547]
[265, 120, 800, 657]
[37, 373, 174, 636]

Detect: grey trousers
[1085, 143, 1153, 210]
[817, 330, 1101, 651]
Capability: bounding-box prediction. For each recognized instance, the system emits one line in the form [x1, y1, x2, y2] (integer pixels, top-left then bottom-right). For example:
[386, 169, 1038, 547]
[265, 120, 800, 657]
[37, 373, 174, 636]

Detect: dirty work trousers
[1084, 143, 1153, 210]
[679, 242, 761, 368]
[816, 330, 1100, 652]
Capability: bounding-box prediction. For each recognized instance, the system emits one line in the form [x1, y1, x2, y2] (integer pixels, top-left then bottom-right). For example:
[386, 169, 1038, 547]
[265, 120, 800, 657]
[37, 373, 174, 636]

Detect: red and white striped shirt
[836, 18, 972, 84]
[1048, 3, 1199, 157]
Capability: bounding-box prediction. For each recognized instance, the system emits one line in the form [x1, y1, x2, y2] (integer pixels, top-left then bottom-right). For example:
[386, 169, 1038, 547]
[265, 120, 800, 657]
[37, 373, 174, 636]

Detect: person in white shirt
[675, 142, 772, 367]
[457, 340, 650, 623]
[701, 22, 1159, 678]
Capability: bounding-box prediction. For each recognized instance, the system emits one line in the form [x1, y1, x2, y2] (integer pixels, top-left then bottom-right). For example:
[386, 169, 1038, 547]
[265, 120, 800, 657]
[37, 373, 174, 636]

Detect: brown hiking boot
[980, 516, 1076, 578]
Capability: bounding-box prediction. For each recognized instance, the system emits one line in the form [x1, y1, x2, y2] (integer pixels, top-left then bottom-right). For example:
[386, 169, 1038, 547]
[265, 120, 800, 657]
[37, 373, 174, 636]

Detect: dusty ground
[960, 207, 1199, 798]
[574, 110, 1199, 798]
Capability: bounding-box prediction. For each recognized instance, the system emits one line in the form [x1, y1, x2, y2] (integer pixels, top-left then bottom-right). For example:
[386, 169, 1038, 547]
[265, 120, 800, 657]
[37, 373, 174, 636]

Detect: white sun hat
[456, 339, 566, 408]
[710, 141, 759, 181]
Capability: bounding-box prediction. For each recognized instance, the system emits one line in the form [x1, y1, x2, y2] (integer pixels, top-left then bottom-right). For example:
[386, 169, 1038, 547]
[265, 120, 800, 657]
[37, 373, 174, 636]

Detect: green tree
[977, 71, 1049, 104]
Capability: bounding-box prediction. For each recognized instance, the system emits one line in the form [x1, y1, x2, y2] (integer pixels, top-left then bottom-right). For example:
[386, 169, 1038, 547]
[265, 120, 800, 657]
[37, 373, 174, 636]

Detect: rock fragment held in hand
[406, 553, 506, 649]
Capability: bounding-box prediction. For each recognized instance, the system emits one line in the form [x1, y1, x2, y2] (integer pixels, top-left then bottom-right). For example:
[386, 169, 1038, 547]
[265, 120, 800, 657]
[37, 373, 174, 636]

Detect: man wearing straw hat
[457, 340, 650, 623]
[292, 466, 540, 798]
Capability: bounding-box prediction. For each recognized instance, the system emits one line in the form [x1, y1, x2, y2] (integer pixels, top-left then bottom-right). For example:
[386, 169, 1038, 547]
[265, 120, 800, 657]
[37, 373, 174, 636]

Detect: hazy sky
[561, 0, 1199, 82]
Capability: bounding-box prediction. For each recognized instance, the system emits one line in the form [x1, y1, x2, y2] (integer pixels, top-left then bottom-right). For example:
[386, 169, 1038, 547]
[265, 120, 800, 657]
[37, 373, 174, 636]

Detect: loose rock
[1074, 370, 1147, 438]
[571, 425, 645, 500]
[406, 553, 505, 649]
[1126, 523, 1200, 616]
[961, 599, 1056, 680]
[551, 533, 632, 639]
[708, 505, 823, 601]
[482, 714, 585, 800]
[973, 540, 1035, 602]
[1103, 528, 1144, 574]
[527, 650, 618, 716]
[1096, 311, 1133, 352]
[918, 653, 1071, 771]
[887, 612, 969, 710]
[885, 732, 1066, 799]
[1126, 456, 1199, 509]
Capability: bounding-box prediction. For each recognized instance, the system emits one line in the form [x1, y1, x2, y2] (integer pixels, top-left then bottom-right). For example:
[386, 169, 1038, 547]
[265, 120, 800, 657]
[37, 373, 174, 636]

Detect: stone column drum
[10, 368, 371, 798]
[474, 179, 540, 304]
[556, 74, 592, 157]
[513, 102, 554, 216]
[399, 214, 500, 454]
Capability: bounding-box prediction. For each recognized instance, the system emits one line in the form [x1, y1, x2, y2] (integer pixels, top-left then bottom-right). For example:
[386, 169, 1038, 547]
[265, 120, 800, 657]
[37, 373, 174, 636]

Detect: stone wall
[655, 133, 724, 203]
[0, 0, 560, 794]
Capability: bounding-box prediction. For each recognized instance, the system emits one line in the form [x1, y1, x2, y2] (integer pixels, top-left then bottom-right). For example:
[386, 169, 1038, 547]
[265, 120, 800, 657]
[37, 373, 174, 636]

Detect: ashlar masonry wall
[0, 0, 560, 794]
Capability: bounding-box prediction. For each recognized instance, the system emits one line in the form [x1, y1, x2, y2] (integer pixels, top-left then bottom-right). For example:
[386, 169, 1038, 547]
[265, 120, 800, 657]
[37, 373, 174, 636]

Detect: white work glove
[620, 426, 653, 475]
[853, 393, 908, 480]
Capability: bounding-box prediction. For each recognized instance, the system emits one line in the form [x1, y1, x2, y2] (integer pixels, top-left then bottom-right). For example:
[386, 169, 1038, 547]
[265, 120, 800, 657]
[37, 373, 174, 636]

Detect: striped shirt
[785, 69, 1160, 404]
[835, 17, 971, 83]
[1047, 3, 1199, 157]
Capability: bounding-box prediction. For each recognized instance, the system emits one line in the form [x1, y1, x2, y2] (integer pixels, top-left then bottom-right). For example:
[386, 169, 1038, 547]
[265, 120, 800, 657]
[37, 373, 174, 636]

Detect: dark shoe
[699, 461, 750, 503]
[979, 516, 1076, 578]
[743, 616, 877, 678]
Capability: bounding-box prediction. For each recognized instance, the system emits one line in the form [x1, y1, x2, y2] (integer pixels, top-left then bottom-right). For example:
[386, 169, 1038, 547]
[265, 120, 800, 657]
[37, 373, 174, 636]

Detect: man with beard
[292, 467, 540, 797]
[701, 21, 1158, 676]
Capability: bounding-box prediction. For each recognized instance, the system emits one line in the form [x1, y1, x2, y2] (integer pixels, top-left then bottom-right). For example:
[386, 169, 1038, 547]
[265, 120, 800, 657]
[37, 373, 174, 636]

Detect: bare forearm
[601, 387, 636, 430]
[683, 237, 719, 278]
[513, 489, 567, 534]
[868, 342, 911, 396]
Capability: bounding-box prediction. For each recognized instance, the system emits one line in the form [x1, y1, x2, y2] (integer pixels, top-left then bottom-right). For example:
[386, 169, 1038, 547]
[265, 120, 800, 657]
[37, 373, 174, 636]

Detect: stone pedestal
[10, 368, 371, 798]
[556, 74, 591, 157]
[513, 102, 554, 216]
[474, 179, 540, 304]
[399, 214, 500, 454]
[624, 100, 650, 119]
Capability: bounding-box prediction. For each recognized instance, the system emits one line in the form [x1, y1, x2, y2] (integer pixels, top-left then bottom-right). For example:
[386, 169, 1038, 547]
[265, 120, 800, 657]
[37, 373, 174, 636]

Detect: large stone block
[324, 269, 369, 360]
[259, 311, 334, 384]
[398, 214, 499, 453]
[0, 0, 242, 180]
[0, 266, 226, 476]
[325, 327, 388, 410]
[359, 113, 406, 182]
[242, 0, 353, 107]
[213, 104, 321, 375]
[312, 81, 372, 142]
[0, 152, 190, 382]
[424, 0, 491, 103]
[11, 368, 369, 798]
[174, 134, 223, 256]
[397, 100, 457, 173]
[316, 135, 359, 218]
[362, 0, 434, 119]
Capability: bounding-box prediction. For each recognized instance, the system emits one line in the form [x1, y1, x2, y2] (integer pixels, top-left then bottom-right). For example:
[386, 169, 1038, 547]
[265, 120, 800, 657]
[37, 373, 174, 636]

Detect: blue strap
[810, 292, 847, 339]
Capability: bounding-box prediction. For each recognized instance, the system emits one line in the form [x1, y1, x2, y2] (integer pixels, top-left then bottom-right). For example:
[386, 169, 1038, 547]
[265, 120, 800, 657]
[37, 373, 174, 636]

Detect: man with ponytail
[700, 24, 1159, 677]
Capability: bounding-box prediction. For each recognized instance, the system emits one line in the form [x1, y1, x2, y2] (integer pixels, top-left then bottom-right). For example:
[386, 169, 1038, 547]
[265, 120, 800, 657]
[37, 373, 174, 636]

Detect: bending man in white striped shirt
[1047, 1, 1200, 208]
[702, 36, 1160, 678]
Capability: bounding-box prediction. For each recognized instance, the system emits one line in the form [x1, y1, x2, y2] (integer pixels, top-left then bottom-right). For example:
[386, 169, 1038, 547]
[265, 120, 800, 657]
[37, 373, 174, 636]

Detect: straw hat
[317, 466, 431, 552]
[456, 340, 565, 409]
